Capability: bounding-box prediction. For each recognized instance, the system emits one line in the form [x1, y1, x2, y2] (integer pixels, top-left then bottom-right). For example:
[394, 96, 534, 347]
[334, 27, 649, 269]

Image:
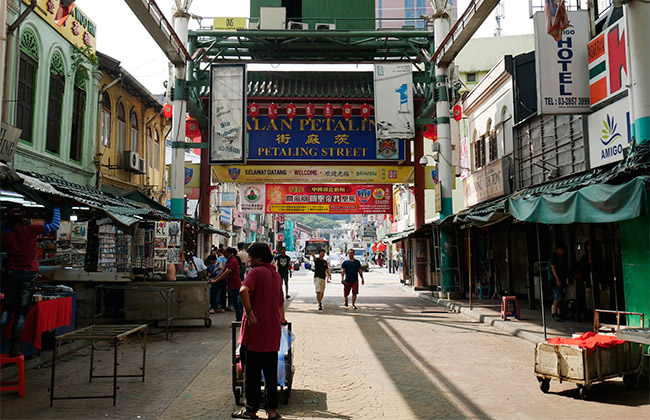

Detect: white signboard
[239, 184, 265, 214]
[0, 122, 21, 162]
[373, 64, 415, 139]
[210, 64, 246, 164]
[534, 11, 591, 114]
[464, 159, 508, 207]
[220, 207, 233, 224]
[588, 97, 631, 169]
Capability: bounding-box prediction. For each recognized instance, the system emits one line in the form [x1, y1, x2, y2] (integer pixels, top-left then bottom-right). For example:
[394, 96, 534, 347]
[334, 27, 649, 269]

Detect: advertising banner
[534, 11, 590, 114]
[374, 64, 415, 139]
[247, 116, 404, 161]
[212, 164, 414, 184]
[588, 18, 628, 107]
[463, 159, 509, 207]
[588, 97, 631, 169]
[220, 192, 236, 207]
[265, 184, 393, 214]
[239, 184, 265, 214]
[210, 64, 246, 164]
[424, 166, 439, 190]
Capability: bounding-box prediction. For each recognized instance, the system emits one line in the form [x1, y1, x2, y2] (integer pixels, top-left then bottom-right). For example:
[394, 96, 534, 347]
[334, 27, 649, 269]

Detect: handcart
[534, 310, 645, 400]
[231, 321, 294, 406]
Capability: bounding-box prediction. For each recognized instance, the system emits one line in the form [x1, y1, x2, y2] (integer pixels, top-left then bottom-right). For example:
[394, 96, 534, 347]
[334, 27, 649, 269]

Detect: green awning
[506, 176, 648, 224]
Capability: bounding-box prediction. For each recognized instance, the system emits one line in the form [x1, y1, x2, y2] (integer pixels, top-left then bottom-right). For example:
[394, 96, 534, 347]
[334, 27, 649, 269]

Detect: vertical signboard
[588, 97, 631, 169]
[588, 17, 628, 107]
[374, 64, 415, 139]
[210, 64, 246, 164]
[534, 11, 590, 114]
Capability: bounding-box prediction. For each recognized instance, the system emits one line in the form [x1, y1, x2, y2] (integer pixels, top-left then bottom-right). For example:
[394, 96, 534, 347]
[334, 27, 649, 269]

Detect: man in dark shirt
[341, 248, 364, 309]
[548, 244, 567, 322]
[274, 247, 292, 299]
[212, 247, 243, 321]
[313, 249, 331, 310]
[1, 201, 61, 356]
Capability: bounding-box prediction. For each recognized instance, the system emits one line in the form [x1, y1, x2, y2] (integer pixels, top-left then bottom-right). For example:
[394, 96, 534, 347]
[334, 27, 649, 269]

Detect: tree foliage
[288, 214, 349, 230]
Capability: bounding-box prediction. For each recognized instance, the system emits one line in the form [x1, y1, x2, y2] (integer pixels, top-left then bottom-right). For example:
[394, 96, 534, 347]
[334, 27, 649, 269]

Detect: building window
[154, 128, 160, 170]
[147, 127, 153, 167]
[467, 73, 477, 83]
[488, 131, 498, 162]
[70, 70, 87, 162]
[46, 52, 65, 154]
[117, 104, 126, 156]
[101, 92, 111, 147]
[474, 136, 486, 170]
[16, 30, 39, 143]
[130, 111, 139, 154]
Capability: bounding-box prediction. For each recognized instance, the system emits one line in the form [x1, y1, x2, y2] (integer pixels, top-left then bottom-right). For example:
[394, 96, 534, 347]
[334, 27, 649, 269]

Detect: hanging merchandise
[249, 102, 259, 118]
[305, 103, 315, 119]
[360, 103, 371, 119]
[97, 224, 117, 272]
[163, 103, 173, 118]
[286, 103, 297, 119]
[186, 118, 201, 138]
[324, 103, 334, 119]
[342, 103, 352, 119]
[268, 103, 278, 120]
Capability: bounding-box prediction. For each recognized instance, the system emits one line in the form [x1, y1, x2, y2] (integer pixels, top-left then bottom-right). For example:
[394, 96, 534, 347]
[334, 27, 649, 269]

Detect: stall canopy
[506, 176, 648, 224]
[386, 228, 415, 243]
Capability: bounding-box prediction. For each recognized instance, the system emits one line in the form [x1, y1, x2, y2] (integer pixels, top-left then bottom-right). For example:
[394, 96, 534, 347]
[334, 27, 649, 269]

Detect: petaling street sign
[247, 116, 405, 161]
[212, 164, 413, 184]
[23, 0, 96, 54]
[265, 184, 393, 214]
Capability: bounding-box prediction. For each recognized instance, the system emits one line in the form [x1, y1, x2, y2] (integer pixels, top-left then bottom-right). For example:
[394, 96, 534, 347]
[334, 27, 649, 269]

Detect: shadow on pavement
[282, 389, 353, 419]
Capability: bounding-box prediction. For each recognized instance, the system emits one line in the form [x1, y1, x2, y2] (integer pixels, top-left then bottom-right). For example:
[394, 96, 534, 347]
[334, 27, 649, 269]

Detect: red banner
[265, 184, 392, 214]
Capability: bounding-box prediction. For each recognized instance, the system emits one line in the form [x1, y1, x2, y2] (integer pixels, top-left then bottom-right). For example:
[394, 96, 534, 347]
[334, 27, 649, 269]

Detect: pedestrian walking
[313, 249, 331, 310]
[207, 250, 227, 313]
[213, 247, 243, 321]
[274, 247, 292, 299]
[237, 242, 249, 278]
[233, 242, 286, 420]
[1, 199, 61, 357]
[341, 248, 365, 309]
[548, 243, 567, 322]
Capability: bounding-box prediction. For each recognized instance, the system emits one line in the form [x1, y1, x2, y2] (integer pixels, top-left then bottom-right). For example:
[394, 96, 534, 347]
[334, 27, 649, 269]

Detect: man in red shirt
[212, 247, 243, 321]
[232, 243, 285, 420]
[1, 201, 61, 357]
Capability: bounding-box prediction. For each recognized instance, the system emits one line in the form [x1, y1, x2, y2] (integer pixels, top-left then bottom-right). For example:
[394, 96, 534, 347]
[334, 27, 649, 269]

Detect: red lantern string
[163, 104, 173, 119]
[268, 103, 278, 120]
[305, 103, 315, 119]
[249, 102, 259, 118]
[287, 103, 297, 119]
[360, 103, 370, 119]
[185, 119, 201, 138]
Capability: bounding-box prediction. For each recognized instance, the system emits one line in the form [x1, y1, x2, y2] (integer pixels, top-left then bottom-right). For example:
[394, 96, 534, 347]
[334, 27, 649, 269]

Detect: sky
[75, 0, 538, 95]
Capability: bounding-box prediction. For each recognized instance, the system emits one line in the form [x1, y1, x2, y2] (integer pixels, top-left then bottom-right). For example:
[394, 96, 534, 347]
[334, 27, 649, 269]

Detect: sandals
[231, 408, 258, 419]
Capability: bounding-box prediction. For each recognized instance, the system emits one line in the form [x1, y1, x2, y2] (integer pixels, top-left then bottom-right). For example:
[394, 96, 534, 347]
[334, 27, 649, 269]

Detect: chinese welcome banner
[265, 184, 393, 214]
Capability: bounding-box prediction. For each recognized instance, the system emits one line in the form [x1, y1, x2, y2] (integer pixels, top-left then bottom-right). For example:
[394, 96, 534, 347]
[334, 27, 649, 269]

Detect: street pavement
[1, 267, 648, 419]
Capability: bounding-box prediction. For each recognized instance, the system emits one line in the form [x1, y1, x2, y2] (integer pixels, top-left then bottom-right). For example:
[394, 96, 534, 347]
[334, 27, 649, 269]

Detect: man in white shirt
[237, 242, 250, 277]
[183, 251, 207, 280]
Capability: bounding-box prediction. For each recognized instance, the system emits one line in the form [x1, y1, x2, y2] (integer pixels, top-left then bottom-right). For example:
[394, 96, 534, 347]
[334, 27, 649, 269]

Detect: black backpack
[235, 255, 246, 278]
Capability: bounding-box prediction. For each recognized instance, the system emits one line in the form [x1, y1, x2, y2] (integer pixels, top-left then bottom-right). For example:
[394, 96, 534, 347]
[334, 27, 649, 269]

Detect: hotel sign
[24, 0, 96, 54]
[464, 159, 510, 207]
[247, 116, 404, 161]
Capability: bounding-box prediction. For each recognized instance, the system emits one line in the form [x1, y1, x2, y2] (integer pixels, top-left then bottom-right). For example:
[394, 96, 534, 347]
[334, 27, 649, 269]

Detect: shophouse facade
[3, 0, 99, 186]
[96, 52, 168, 203]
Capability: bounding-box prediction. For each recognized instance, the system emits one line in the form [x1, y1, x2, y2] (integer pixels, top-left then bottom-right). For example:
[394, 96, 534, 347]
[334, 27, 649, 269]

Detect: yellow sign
[270, 204, 330, 213]
[212, 165, 414, 184]
[213, 17, 247, 30]
[424, 165, 438, 190]
[24, 0, 96, 54]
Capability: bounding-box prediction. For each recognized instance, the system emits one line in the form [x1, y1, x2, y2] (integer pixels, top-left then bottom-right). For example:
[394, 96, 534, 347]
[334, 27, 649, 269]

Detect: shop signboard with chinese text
[23, 0, 96, 54]
[463, 159, 510, 207]
[247, 116, 404, 161]
[210, 64, 246, 163]
[534, 11, 590, 114]
[239, 184, 265, 214]
[265, 184, 392, 214]
[212, 165, 414, 184]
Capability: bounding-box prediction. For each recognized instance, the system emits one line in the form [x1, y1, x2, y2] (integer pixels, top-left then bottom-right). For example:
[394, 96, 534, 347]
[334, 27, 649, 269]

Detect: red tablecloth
[2, 297, 72, 350]
[547, 331, 626, 355]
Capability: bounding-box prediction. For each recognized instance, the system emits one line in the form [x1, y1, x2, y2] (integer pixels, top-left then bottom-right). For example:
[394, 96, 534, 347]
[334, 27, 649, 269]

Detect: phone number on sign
[544, 97, 590, 106]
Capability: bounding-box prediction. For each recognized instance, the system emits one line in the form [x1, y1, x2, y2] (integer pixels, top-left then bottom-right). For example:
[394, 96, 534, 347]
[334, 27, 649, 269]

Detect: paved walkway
[1, 270, 648, 420]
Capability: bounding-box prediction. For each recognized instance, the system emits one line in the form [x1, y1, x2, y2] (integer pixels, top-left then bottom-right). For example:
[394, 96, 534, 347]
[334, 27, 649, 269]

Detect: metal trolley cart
[231, 321, 294, 405]
[535, 310, 645, 400]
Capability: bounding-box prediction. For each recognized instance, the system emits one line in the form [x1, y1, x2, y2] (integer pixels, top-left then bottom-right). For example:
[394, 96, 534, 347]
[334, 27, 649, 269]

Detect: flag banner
[545, 0, 569, 42]
[264, 184, 393, 214]
[239, 184, 265, 214]
[373, 64, 415, 139]
[210, 64, 246, 164]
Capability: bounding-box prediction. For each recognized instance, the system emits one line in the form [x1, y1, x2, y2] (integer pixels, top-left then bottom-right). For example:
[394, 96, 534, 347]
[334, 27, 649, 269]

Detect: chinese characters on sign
[264, 184, 393, 214]
[212, 165, 414, 184]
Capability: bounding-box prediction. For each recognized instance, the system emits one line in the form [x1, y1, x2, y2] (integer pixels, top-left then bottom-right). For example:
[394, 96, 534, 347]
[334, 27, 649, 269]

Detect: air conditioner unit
[315, 23, 336, 30]
[136, 158, 146, 174]
[122, 150, 140, 172]
[287, 21, 308, 30]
